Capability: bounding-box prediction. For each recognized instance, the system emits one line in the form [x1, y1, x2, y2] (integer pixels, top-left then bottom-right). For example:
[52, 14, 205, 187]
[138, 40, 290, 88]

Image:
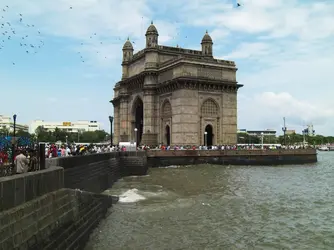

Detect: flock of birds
[0, 1, 243, 66]
[0, 5, 45, 65]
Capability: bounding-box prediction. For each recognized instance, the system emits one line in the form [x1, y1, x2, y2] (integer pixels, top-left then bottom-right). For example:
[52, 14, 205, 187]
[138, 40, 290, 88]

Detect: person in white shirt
[15, 150, 29, 174]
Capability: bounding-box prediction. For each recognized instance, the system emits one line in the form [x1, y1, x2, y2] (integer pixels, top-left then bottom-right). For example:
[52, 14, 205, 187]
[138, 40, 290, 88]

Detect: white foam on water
[118, 188, 146, 203]
[127, 174, 150, 178]
[160, 165, 180, 169]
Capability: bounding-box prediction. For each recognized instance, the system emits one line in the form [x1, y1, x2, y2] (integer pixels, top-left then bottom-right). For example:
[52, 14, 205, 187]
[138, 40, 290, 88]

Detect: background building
[303, 124, 315, 136]
[29, 120, 101, 134]
[246, 129, 277, 137]
[286, 129, 296, 135]
[0, 115, 29, 134]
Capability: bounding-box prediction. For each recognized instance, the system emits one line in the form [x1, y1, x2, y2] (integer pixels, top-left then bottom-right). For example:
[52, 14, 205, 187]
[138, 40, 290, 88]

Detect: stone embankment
[0, 151, 147, 249]
[0, 149, 316, 249]
[146, 149, 317, 166]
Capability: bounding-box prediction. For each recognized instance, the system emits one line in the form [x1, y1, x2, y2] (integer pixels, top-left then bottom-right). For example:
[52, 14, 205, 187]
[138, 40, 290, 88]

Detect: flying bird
[237, 3, 241, 7]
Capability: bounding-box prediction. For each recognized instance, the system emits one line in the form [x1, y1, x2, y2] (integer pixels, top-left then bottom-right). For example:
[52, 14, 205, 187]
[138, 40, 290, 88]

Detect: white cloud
[238, 92, 334, 133]
[174, 0, 334, 135]
[4, 0, 178, 67]
[224, 42, 272, 59]
[210, 29, 230, 41]
[1, 0, 334, 135]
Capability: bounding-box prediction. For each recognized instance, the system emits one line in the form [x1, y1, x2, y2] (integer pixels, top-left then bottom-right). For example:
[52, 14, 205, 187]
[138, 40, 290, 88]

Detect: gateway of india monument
[111, 22, 243, 146]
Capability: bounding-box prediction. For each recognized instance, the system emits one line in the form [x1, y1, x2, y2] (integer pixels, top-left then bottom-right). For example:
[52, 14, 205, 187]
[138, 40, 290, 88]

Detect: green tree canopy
[34, 126, 109, 143]
[238, 132, 334, 145]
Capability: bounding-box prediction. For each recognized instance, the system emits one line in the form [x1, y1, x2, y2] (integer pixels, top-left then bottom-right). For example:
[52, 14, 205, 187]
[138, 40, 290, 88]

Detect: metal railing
[0, 136, 44, 177]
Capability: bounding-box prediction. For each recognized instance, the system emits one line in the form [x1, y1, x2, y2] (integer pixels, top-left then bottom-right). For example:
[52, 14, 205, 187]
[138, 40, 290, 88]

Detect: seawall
[0, 152, 147, 250]
[46, 151, 147, 193]
[146, 149, 317, 166]
[0, 149, 317, 249]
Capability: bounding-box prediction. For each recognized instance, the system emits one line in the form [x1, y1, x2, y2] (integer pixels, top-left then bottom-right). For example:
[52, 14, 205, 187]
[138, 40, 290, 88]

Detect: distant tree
[0, 128, 10, 136]
[80, 130, 109, 143]
[16, 130, 31, 138]
[32, 126, 109, 143]
[237, 133, 260, 144]
[35, 126, 50, 142]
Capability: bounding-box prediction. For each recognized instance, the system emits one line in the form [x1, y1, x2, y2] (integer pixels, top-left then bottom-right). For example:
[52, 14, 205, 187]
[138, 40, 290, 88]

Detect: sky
[0, 0, 333, 135]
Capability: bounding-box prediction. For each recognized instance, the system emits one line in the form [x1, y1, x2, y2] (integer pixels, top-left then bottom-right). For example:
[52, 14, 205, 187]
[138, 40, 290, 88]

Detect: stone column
[221, 90, 237, 144]
[119, 97, 129, 142]
[141, 86, 158, 145]
[113, 105, 120, 144]
[171, 89, 199, 146]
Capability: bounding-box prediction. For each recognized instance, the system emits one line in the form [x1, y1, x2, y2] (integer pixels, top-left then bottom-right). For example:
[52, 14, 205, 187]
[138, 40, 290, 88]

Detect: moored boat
[318, 146, 329, 151]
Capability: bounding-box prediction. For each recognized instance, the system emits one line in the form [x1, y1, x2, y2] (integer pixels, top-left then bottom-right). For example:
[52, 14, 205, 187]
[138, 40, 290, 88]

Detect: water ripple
[86, 152, 334, 250]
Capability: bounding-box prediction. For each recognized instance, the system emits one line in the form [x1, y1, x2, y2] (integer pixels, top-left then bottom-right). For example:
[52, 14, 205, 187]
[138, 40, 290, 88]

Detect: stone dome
[201, 30, 213, 43]
[146, 21, 159, 36]
[122, 38, 133, 50]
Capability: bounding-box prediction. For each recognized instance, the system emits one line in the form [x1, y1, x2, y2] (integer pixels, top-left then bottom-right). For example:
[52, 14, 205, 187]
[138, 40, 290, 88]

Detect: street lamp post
[204, 131, 208, 147]
[109, 116, 114, 146]
[134, 128, 138, 148]
[65, 135, 68, 144]
[302, 129, 305, 147]
[11, 114, 17, 167]
[261, 132, 264, 149]
[282, 117, 287, 145]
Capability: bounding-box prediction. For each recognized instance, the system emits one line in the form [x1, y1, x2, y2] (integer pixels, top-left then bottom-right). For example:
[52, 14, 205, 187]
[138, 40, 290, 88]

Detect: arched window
[162, 100, 172, 117]
[201, 99, 218, 116]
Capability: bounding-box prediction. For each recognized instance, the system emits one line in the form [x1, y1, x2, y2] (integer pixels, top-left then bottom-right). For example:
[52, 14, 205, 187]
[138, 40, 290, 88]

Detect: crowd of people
[139, 143, 312, 151]
[44, 143, 117, 157]
[0, 142, 312, 176]
[43, 142, 313, 157]
[0, 146, 39, 175]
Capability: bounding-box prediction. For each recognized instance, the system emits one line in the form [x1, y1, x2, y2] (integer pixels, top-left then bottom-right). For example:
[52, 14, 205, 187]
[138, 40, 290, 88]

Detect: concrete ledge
[146, 149, 317, 157]
[0, 167, 64, 212]
[146, 149, 317, 166]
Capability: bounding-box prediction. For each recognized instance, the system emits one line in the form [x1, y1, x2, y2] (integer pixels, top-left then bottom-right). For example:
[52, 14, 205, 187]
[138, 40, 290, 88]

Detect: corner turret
[201, 30, 213, 56]
[145, 21, 159, 48]
[122, 37, 134, 62]
[121, 38, 133, 79]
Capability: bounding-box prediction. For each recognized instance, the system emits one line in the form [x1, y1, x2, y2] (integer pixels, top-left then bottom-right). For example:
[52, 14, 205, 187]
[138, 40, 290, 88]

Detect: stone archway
[201, 98, 219, 145]
[165, 125, 171, 146]
[133, 97, 143, 145]
[161, 99, 172, 145]
[205, 124, 213, 146]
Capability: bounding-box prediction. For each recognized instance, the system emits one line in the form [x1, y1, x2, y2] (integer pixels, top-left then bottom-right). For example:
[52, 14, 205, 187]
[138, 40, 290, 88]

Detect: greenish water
[85, 152, 334, 250]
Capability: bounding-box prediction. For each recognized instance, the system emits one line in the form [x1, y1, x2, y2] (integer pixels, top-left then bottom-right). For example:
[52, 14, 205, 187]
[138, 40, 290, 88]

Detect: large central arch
[133, 97, 143, 145]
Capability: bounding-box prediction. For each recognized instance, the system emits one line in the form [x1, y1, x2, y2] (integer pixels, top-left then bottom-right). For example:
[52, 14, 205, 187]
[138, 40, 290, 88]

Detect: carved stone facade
[111, 22, 243, 146]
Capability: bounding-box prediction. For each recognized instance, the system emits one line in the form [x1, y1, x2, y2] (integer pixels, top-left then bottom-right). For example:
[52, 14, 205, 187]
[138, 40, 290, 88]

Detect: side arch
[160, 99, 172, 145]
[204, 124, 214, 146]
[161, 99, 172, 118]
